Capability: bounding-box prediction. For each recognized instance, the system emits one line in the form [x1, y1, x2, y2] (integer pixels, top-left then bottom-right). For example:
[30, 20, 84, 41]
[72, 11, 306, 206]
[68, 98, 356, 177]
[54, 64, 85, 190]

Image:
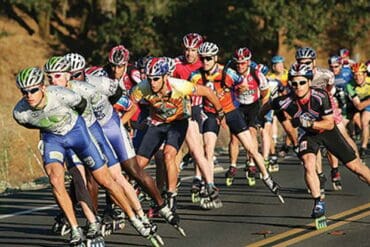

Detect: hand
[299, 114, 314, 128]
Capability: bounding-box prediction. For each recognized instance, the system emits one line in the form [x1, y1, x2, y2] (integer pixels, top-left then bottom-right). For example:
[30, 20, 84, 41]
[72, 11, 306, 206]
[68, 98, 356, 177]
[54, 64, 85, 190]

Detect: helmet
[233, 47, 252, 63]
[366, 60, 370, 75]
[162, 57, 176, 75]
[271, 55, 284, 64]
[135, 56, 153, 70]
[44, 56, 70, 73]
[351, 63, 367, 73]
[288, 63, 313, 81]
[328, 55, 341, 65]
[256, 63, 269, 75]
[339, 48, 350, 58]
[64, 53, 86, 72]
[16, 67, 44, 89]
[183, 33, 204, 49]
[85, 66, 108, 77]
[109, 45, 130, 66]
[295, 47, 317, 60]
[145, 57, 169, 77]
[198, 42, 219, 57]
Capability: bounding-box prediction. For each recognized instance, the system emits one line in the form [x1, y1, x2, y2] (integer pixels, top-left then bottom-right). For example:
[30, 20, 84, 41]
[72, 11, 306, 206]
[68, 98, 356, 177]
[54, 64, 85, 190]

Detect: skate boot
[245, 162, 257, 186]
[69, 227, 85, 247]
[318, 173, 327, 199]
[263, 176, 285, 204]
[190, 178, 202, 203]
[85, 219, 105, 247]
[311, 200, 327, 230]
[147, 199, 160, 218]
[158, 204, 186, 236]
[141, 215, 164, 246]
[225, 166, 237, 186]
[52, 212, 71, 236]
[359, 147, 367, 159]
[179, 153, 192, 170]
[269, 155, 279, 172]
[331, 168, 342, 191]
[101, 205, 125, 236]
[166, 191, 178, 213]
[200, 185, 223, 210]
[278, 144, 290, 158]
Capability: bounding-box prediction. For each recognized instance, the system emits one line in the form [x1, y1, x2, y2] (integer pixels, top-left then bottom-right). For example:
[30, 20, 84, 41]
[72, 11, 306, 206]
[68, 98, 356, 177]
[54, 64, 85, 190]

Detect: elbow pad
[108, 86, 123, 105]
[74, 97, 87, 115]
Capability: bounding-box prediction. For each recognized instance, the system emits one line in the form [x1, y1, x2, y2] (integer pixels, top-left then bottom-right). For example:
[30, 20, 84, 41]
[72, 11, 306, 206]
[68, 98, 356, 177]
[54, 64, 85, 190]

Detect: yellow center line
[246, 202, 370, 247]
[274, 210, 370, 246]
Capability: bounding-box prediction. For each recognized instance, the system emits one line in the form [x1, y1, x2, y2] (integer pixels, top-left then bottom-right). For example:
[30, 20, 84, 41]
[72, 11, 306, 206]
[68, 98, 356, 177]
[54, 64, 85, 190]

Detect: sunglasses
[291, 80, 308, 87]
[21, 87, 41, 96]
[148, 76, 161, 82]
[330, 65, 340, 69]
[298, 61, 312, 65]
[47, 73, 63, 80]
[71, 71, 83, 79]
[200, 57, 213, 62]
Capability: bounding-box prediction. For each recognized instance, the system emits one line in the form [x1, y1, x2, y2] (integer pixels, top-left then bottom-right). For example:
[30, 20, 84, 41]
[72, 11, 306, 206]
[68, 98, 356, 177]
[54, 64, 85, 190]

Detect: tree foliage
[2, 0, 369, 65]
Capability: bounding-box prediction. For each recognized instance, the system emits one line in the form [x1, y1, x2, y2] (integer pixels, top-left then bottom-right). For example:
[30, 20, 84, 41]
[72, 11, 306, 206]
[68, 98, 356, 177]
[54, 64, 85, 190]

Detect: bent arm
[194, 85, 222, 111]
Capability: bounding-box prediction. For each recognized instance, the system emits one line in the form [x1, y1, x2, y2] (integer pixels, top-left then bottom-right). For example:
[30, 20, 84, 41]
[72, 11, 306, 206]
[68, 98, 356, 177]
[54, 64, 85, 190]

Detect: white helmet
[64, 53, 86, 72]
[198, 42, 219, 57]
[16, 67, 44, 89]
[295, 47, 317, 60]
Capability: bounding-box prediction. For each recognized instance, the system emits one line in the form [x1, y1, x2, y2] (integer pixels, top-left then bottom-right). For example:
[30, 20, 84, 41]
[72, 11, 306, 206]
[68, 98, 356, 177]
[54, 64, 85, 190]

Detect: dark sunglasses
[291, 80, 308, 87]
[71, 71, 83, 79]
[148, 76, 161, 82]
[298, 60, 312, 65]
[330, 65, 340, 69]
[200, 56, 213, 62]
[21, 87, 41, 96]
[47, 73, 63, 81]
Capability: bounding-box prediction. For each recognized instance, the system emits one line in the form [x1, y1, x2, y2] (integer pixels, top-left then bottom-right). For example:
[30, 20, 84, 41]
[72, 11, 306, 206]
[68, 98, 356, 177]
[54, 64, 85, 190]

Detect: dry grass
[0, 15, 50, 190]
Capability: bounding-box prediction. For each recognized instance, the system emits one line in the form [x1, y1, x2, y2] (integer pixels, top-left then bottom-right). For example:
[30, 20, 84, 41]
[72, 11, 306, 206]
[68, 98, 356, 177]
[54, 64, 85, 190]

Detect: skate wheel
[176, 226, 186, 237]
[226, 178, 233, 186]
[191, 193, 200, 203]
[247, 177, 256, 186]
[149, 236, 160, 247]
[61, 224, 71, 236]
[332, 182, 342, 191]
[315, 216, 327, 230]
[52, 223, 60, 234]
[277, 194, 285, 204]
[155, 234, 165, 246]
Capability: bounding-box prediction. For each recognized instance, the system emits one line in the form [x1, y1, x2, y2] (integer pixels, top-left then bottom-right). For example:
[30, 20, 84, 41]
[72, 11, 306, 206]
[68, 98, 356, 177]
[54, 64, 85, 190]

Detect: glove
[299, 114, 314, 128]
[216, 109, 225, 122]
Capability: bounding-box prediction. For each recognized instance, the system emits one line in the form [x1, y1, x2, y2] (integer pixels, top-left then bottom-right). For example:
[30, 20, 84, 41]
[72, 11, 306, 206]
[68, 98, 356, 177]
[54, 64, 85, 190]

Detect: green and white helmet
[16, 67, 44, 89]
[44, 56, 70, 73]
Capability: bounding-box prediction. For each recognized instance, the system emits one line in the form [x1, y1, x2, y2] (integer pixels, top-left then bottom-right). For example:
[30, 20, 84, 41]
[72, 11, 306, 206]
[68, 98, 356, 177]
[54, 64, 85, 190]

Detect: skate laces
[263, 176, 278, 193]
[130, 217, 150, 237]
[158, 205, 179, 225]
[70, 227, 84, 243]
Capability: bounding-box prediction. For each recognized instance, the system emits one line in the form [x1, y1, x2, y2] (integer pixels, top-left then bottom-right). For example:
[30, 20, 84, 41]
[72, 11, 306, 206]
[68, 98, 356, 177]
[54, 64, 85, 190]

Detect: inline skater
[346, 63, 370, 159]
[190, 42, 284, 203]
[261, 63, 370, 229]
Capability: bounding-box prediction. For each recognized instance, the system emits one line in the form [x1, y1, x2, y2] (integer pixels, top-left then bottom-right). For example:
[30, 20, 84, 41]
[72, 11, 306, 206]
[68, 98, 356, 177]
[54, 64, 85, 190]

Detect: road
[0, 150, 369, 247]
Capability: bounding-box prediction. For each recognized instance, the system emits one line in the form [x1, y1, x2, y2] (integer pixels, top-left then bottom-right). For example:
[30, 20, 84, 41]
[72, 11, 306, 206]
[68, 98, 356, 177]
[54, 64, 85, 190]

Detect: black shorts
[202, 112, 219, 134]
[238, 101, 260, 129]
[202, 109, 248, 135]
[137, 119, 189, 159]
[298, 126, 356, 164]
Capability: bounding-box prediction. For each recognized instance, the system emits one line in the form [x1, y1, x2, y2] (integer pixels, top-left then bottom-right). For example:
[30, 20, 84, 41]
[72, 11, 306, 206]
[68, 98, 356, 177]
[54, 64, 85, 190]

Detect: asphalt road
[1, 150, 369, 247]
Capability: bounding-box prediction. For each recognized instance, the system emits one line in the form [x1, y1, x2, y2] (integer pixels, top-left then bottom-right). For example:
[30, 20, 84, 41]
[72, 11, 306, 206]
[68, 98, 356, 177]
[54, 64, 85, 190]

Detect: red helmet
[183, 33, 204, 49]
[233, 47, 252, 63]
[109, 45, 130, 66]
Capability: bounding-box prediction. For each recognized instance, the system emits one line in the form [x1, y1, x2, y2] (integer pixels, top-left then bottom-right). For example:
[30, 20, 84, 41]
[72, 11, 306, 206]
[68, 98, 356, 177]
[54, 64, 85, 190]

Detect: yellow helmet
[351, 63, 366, 73]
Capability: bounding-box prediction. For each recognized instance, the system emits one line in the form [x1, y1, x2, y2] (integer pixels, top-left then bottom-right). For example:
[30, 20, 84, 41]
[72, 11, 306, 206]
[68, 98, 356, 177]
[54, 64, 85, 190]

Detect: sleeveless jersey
[131, 77, 194, 125]
[190, 64, 243, 113]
